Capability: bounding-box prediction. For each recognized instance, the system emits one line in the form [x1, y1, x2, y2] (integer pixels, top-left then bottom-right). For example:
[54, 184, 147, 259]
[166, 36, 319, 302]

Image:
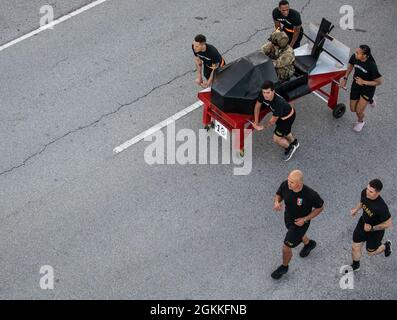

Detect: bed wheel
[332, 103, 346, 119]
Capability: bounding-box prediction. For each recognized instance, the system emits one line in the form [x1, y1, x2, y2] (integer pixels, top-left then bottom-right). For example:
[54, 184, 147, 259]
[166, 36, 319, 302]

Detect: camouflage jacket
[261, 43, 295, 69]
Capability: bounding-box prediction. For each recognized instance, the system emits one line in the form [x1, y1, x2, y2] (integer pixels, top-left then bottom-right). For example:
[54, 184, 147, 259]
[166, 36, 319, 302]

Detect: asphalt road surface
[0, 0, 396, 299]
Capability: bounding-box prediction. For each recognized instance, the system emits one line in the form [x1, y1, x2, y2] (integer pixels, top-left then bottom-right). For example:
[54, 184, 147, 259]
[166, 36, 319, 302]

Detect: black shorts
[350, 84, 376, 102]
[284, 215, 310, 248]
[274, 110, 296, 137]
[353, 219, 385, 252]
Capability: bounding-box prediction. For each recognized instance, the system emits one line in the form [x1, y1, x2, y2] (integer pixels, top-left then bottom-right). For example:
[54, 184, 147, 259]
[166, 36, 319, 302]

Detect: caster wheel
[332, 103, 346, 119]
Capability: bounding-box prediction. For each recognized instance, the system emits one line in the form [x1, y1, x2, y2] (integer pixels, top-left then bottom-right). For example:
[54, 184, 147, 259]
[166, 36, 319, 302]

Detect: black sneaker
[385, 240, 392, 257]
[299, 240, 317, 258]
[284, 144, 292, 154]
[291, 139, 299, 147]
[351, 260, 360, 272]
[271, 265, 289, 280]
[282, 143, 299, 161]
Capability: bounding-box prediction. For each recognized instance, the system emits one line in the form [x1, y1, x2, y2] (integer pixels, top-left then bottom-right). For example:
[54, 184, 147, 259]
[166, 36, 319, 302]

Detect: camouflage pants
[276, 65, 295, 81]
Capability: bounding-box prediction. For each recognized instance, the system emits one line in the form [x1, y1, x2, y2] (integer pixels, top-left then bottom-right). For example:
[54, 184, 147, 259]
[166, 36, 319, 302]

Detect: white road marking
[113, 101, 203, 154]
[0, 0, 108, 53]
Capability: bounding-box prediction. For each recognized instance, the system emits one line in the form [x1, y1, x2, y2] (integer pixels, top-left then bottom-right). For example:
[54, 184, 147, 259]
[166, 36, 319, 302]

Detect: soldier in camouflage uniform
[261, 30, 295, 81]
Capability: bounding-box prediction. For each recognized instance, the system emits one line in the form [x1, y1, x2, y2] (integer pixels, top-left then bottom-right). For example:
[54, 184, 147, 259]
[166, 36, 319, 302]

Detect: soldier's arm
[290, 25, 301, 48]
[195, 57, 203, 76]
[350, 202, 362, 216]
[344, 63, 354, 79]
[267, 115, 278, 126]
[304, 205, 324, 222]
[253, 100, 262, 125]
[340, 63, 353, 88]
[361, 76, 383, 87]
[206, 63, 220, 87]
[372, 217, 393, 231]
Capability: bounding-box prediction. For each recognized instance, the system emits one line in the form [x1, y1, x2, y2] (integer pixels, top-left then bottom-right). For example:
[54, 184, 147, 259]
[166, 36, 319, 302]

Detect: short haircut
[194, 34, 206, 43]
[359, 44, 372, 57]
[369, 179, 383, 192]
[279, 0, 289, 7]
[261, 80, 275, 91]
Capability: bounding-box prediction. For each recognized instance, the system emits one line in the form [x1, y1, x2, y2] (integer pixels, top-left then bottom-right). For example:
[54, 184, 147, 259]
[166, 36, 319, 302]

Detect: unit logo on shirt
[297, 198, 303, 206]
[362, 204, 374, 218]
[354, 64, 368, 73]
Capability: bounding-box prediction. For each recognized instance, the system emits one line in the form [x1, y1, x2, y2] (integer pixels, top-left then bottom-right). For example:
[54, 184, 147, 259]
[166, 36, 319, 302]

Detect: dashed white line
[113, 101, 203, 154]
[0, 0, 108, 53]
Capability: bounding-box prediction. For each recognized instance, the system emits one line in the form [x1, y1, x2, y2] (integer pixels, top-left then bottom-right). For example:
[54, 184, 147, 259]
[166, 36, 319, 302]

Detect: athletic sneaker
[369, 95, 378, 108]
[385, 240, 392, 257]
[351, 260, 360, 272]
[271, 265, 289, 280]
[299, 240, 317, 258]
[353, 121, 365, 132]
[283, 143, 299, 161]
[291, 139, 300, 150]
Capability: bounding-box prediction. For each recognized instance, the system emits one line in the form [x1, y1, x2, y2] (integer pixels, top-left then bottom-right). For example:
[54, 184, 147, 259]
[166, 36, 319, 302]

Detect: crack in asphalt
[0, 67, 202, 177]
[221, 25, 273, 57]
[52, 57, 69, 69]
[300, 0, 312, 14]
[0, 2, 313, 177]
[0, 71, 196, 177]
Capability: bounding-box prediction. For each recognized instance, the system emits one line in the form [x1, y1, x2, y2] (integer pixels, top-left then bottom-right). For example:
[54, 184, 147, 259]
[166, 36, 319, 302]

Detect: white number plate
[214, 120, 228, 140]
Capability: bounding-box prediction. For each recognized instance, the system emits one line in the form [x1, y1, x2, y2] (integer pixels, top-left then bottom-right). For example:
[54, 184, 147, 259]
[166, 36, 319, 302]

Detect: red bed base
[198, 71, 346, 155]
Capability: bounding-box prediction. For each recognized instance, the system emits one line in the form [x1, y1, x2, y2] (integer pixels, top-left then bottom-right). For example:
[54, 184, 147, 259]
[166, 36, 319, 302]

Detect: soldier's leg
[349, 86, 360, 113]
[285, 133, 295, 144]
[356, 97, 369, 122]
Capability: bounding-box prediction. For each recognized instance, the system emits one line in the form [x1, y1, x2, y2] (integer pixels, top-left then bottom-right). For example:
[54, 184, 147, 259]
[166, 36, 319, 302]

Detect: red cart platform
[198, 19, 349, 156]
[198, 71, 346, 156]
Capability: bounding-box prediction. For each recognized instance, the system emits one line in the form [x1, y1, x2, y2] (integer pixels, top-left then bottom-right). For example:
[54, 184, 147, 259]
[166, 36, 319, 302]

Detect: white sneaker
[369, 95, 378, 108]
[353, 121, 365, 132]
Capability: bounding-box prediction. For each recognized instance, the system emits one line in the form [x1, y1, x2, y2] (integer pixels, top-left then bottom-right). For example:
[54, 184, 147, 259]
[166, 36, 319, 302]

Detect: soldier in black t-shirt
[339, 45, 383, 132]
[192, 34, 225, 88]
[253, 80, 299, 161]
[271, 170, 324, 280]
[272, 1, 304, 49]
[350, 179, 393, 271]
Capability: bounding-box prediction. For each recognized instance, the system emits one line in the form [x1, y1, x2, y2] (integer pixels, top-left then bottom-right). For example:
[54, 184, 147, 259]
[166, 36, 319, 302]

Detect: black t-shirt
[192, 44, 223, 69]
[360, 189, 391, 226]
[276, 181, 324, 220]
[257, 93, 292, 118]
[348, 54, 382, 87]
[272, 8, 303, 35]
